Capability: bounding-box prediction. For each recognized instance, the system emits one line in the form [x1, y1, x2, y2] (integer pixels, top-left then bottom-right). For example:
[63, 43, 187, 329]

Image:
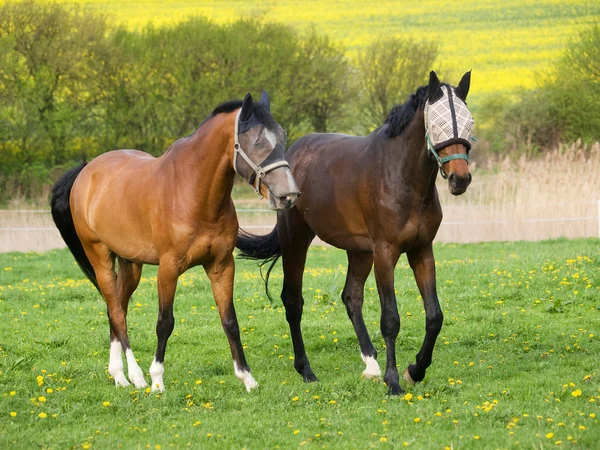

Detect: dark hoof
[387, 384, 404, 396]
[407, 364, 425, 383]
[302, 371, 319, 383]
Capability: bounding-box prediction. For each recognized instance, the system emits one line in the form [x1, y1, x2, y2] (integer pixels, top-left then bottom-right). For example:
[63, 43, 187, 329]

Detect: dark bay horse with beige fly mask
[237, 72, 474, 395]
[51, 91, 299, 392]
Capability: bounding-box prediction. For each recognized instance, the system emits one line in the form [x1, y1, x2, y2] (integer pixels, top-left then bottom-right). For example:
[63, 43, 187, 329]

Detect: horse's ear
[455, 71, 471, 101]
[240, 92, 253, 122]
[428, 71, 442, 102]
[259, 91, 271, 111]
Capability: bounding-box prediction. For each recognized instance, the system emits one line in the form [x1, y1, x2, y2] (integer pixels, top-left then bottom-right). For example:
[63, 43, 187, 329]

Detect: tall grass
[436, 141, 600, 242]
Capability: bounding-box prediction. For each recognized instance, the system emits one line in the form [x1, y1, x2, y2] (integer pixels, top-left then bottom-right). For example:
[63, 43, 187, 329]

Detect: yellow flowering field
[0, 239, 598, 448]
[58, 0, 600, 96]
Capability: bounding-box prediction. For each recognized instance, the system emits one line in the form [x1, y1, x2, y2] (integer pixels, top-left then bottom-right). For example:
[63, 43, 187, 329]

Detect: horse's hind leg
[205, 254, 258, 392]
[404, 244, 443, 384]
[85, 244, 147, 388]
[279, 209, 316, 381]
[373, 242, 403, 395]
[108, 257, 143, 387]
[343, 251, 381, 378]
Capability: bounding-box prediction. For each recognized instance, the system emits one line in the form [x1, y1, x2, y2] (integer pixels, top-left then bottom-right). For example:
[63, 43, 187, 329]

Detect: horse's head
[233, 91, 300, 210]
[425, 71, 474, 195]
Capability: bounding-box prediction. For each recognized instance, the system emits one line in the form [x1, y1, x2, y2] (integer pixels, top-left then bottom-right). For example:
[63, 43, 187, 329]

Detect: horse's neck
[380, 112, 438, 202]
[162, 116, 236, 218]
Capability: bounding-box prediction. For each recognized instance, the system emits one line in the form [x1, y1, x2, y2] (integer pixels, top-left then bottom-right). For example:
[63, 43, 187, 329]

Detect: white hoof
[403, 368, 416, 385]
[149, 360, 165, 392]
[234, 362, 259, 392]
[112, 372, 131, 387]
[151, 382, 165, 392]
[129, 367, 148, 388]
[125, 349, 148, 388]
[361, 354, 382, 379]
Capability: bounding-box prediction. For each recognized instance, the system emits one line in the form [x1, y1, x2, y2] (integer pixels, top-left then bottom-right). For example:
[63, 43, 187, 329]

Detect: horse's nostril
[448, 173, 456, 184]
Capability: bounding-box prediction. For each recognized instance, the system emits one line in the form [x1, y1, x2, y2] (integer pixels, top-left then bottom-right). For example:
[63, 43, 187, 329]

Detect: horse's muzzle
[448, 172, 471, 196]
[268, 191, 300, 210]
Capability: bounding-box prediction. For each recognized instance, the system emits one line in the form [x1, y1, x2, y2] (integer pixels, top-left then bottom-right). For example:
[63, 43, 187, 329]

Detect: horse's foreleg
[343, 251, 380, 378]
[405, 244, 443, 383]
[373, 243, 402, 395]
[205, 255, 258, 392]
[149, 262, 179, 392]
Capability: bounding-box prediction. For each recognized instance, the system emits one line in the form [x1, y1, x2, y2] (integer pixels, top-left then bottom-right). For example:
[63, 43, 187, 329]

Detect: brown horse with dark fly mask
[51, 92, 299, 392]
[237, 72, 474, 395]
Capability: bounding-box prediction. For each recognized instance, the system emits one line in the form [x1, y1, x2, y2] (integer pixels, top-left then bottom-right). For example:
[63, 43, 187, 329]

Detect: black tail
[236, 227, 281, 302]
[50, 163, 100, 292]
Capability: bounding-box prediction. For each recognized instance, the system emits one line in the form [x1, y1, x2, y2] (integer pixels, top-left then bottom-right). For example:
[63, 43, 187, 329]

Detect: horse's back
[285, 133, 374, 250]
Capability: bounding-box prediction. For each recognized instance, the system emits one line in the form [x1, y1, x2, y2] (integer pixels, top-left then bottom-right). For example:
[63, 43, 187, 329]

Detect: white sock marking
[234, 362, 258, 392]
[149, 359, 165, 392]
[108, 340, 130, 387]
[125, 348, 147, 388]
[361, 353, 382, 378]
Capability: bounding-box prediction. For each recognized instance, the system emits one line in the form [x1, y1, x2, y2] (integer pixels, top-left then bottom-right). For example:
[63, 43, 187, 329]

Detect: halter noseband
[233, 108, 290, 198]
[424, 85, 472, 179]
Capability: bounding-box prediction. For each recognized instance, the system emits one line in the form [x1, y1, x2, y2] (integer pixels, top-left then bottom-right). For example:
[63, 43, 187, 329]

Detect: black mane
[199, 99, 277, 130]
[384, 85, 429, 138]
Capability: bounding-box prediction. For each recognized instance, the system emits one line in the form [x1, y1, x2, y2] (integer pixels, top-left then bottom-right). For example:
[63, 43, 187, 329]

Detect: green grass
[1, 239, 599, 448]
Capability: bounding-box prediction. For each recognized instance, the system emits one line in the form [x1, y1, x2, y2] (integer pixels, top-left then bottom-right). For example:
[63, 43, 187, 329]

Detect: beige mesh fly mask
[424, 85, 475, 178]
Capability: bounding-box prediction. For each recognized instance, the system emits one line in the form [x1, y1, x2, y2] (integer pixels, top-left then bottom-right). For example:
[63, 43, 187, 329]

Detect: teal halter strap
[424, 116, 469, 180]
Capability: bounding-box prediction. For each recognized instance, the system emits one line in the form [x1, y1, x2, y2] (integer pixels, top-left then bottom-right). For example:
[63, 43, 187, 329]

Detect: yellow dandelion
[36, 375, 44, 386]
[414, 417, 421, 423]
[579, 425, 585, 430]
[474, 436, 480, 440]
[82, 444, 91, 450]
[195, 379, 202, 385]
[590, 413, 596, 419]
[572, 389, 582, 397]
[10, 412, 16, 417]
[38, 412, 47, 419]
[555, 441, 562, 445]
[380, 437, 388, 443]
[102, 401, 110, 407]
[38, 396, 46, 402]
[293, 430, 300, 435]
[292, 396, 299, 402]
[404, 393, 413, 401]
[329, 400, 336, 404]
[46, 388, 53, 394]
[546, 432, 554, 439]
[9, 391, 16, 396]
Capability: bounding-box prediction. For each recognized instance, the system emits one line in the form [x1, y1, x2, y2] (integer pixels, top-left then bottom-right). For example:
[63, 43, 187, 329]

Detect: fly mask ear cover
[424, 84, 475, 159]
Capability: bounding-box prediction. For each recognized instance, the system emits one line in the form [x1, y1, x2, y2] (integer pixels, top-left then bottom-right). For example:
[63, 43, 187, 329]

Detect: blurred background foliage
[0, 1, 599, 201]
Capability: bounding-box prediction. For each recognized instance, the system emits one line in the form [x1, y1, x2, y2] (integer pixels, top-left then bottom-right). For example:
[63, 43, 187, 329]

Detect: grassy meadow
[1, 239, 599, 448]
[59, 0, 600, 97]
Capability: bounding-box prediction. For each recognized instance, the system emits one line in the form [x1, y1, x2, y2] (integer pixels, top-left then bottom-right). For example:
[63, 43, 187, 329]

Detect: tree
[0, 0, 110, 165]
[356, 37, 438, 130]
[289, 29, 354, 134]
